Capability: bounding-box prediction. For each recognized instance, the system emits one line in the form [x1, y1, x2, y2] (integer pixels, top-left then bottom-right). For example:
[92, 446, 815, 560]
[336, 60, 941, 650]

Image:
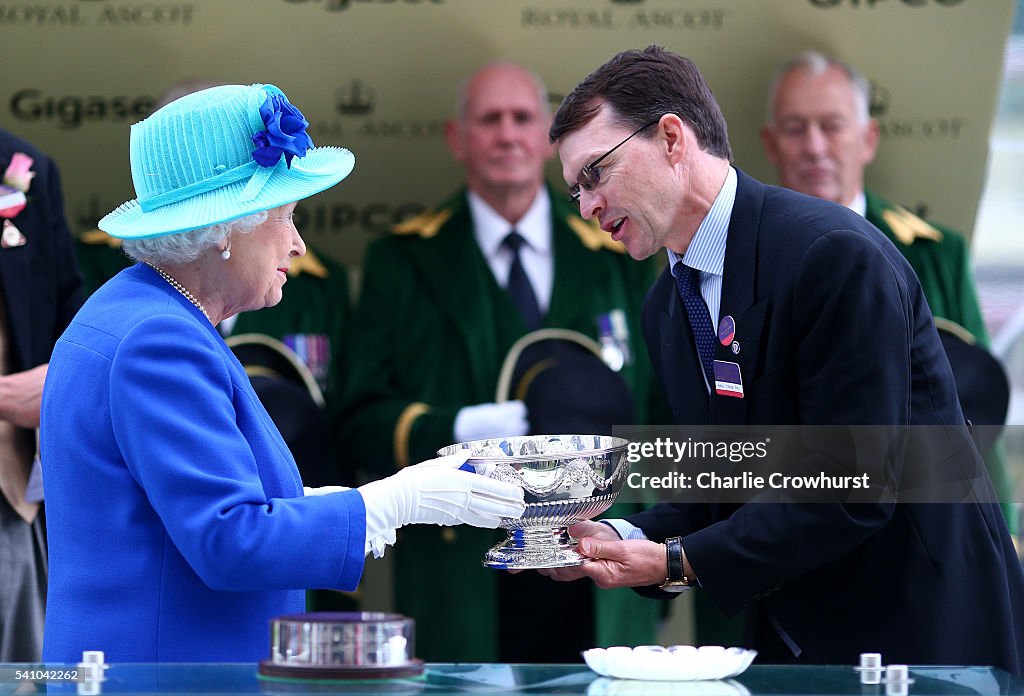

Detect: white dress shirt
[468, 188, 554, 313]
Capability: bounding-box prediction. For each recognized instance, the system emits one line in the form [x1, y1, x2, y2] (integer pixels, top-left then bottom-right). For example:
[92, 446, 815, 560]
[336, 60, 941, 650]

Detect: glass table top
[0, 663, 1020, 695]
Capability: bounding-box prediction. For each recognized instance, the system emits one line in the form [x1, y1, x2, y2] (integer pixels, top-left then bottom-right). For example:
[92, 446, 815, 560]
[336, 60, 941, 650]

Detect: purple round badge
[718, 315, 736, 346]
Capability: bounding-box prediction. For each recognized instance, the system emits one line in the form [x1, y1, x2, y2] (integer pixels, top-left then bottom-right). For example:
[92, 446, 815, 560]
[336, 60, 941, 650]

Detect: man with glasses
[340, 61, 664, 663]
[541, 45, 1024, 674]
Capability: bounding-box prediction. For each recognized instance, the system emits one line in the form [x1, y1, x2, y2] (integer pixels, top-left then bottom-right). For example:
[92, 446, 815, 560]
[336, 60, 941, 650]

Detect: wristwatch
[659, 536, 691, 593]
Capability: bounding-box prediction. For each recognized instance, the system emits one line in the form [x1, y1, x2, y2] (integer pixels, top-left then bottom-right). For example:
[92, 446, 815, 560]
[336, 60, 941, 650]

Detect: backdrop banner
[3, 0, 1013, 267]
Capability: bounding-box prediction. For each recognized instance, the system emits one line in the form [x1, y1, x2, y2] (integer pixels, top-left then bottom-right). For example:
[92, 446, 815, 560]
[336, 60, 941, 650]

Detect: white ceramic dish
[582, 645, 757, 682]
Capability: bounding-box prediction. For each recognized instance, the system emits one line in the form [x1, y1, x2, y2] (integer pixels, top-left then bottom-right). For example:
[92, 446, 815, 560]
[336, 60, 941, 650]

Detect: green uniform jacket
[865, 190, 987, 343]
[866, 190, 1014, 533]
[227, 248, 351, 425]
[340, 187, 665, 661]
[75, 231, 133, 297]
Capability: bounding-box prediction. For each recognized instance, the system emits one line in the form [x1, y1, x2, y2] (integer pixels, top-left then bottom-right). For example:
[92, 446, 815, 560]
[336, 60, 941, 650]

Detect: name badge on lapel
[713, 360, 744, 399]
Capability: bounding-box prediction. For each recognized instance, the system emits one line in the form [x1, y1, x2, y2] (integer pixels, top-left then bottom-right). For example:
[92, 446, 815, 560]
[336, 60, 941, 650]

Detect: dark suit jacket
[629, 169, 1024, 674]
[0, 130, 83, 373]
[0, 130, 83, 521]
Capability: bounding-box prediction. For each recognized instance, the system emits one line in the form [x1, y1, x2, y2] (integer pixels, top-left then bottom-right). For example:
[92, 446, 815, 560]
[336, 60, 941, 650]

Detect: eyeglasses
[569, 119, 660, 208]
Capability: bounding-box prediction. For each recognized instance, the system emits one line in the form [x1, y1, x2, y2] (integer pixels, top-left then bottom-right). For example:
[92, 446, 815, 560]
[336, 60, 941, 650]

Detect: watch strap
[659, 535, 690, 592]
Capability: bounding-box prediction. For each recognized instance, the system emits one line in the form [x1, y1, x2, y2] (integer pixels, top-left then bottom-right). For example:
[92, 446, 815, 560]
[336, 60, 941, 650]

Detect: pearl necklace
[145, 262, 211, 322]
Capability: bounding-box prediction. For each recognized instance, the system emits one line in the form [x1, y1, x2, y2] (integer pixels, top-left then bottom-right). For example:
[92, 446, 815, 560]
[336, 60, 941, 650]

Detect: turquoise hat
[99, 84, 354, 239]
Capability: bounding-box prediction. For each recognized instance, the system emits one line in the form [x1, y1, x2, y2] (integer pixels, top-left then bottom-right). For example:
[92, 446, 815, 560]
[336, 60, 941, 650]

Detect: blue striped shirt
[666, 166, 736, 329]
[667, 167, 736, 392]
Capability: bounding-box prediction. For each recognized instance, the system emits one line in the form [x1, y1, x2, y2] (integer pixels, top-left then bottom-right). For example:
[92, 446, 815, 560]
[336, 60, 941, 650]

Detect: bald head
[446, 62, 554, 207]
[455, 62, 550, 122]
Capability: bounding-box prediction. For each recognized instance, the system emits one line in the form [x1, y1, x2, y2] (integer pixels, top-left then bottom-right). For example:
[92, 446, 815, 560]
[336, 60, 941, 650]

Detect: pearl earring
[221, 236, 231, 261]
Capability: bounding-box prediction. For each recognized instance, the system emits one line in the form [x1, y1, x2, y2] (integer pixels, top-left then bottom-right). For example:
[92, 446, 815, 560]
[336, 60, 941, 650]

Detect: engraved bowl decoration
[438, 434, 630, 569]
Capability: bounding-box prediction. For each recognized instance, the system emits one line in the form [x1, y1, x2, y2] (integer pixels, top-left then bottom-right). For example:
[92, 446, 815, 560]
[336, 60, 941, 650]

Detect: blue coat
[631, 170, 1024, 674]
[40, 264, 366, 663]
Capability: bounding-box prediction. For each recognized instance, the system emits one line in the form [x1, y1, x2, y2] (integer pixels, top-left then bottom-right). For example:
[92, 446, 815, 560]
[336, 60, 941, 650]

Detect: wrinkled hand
[539, 528, 666, 589]
[359, 451, 526, 538]
[0, 364, 47, 429]
[567, 520, 624, 543]
[454, 400, 529, 442]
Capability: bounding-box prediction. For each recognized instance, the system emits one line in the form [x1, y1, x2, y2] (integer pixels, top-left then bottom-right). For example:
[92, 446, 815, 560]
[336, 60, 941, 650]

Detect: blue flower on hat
[252, 88, 314, 168]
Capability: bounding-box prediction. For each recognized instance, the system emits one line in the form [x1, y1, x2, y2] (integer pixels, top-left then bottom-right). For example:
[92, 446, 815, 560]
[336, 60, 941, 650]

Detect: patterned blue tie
[503, 231, 543, 331]
[674, 261, 714, 389]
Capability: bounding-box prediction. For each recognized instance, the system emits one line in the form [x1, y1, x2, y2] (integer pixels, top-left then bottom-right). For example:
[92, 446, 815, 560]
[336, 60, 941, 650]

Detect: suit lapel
[708, 170, 768, 425]
[651, 270, 710, 423]
[405, 198, 500, 395]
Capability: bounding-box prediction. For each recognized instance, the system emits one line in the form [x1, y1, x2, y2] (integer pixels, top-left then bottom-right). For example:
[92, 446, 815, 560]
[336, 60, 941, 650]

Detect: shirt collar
[846, 190, 867, 217]
[468, 187, 552, 258]
[666, 166, 736, 276]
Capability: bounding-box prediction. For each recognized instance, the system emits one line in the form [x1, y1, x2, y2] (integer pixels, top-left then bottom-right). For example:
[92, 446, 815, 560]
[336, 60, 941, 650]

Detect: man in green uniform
[340, 62, 664, 662]
[759, 51, 1015, 530]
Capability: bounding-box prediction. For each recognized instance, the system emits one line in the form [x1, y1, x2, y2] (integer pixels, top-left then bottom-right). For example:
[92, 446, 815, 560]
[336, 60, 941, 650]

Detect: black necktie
[674, 261, 714, 389]
[503, 231, 543, 331]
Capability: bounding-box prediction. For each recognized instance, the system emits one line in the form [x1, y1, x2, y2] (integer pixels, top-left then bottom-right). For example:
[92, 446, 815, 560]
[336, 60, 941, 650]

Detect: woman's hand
[358, 452, 526, 541]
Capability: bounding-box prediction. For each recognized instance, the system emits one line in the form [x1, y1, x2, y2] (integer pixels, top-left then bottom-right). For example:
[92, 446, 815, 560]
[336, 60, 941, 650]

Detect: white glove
[454, 400, 529, 442]
[358, 452, 526, 555]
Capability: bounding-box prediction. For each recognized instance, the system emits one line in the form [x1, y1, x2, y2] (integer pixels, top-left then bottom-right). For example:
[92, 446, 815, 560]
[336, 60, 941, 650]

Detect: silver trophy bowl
[438, 434, 630, 569]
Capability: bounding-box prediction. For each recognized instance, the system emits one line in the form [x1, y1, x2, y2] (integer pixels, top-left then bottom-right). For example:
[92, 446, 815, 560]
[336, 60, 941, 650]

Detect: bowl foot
[482, 526, 592, 569]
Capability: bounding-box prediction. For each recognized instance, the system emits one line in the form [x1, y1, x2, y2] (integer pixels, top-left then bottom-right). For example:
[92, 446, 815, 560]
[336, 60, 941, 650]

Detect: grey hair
[122, 210, 268, 265]
[454, 61, 551, 121]
[764, 50, 871, 126]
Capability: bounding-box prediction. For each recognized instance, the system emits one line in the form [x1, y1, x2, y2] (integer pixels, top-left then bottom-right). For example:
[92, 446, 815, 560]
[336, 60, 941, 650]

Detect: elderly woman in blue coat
[39, 84, 525, 663]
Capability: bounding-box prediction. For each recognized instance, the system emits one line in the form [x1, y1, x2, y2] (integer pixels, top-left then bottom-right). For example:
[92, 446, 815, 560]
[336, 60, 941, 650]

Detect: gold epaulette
[881, 205, 944, 246]
[78, 229, 123, 248]
[288, 247, 329, 279]
[567, 216, 627, 254]
[391, 208, 452, 238]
